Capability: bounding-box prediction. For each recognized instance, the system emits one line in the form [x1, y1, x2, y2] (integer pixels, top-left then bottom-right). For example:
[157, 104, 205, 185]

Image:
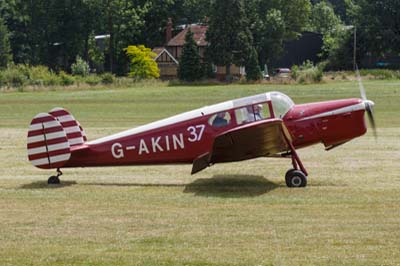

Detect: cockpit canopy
[270, 92, 295, 118]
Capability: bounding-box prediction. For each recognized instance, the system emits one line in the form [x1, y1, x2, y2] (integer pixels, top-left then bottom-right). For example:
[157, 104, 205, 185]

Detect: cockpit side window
[234, 102, 271, 125]
[208, 111, 231, 128]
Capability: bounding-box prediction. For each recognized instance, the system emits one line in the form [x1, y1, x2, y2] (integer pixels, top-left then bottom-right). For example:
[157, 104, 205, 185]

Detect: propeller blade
[356, 64, 367, 101]
[356, 64, 377, 138]
[365, 101, 377, 139]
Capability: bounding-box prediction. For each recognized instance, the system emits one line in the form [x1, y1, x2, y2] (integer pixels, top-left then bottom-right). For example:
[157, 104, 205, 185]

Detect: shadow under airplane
[19, 174, 280, 197]
[183, 175, 280, 197]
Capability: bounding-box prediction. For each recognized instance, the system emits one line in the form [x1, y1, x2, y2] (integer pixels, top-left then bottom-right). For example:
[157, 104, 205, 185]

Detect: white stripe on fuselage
[296, 102, 365, 121]
[87, 93, 273, 145]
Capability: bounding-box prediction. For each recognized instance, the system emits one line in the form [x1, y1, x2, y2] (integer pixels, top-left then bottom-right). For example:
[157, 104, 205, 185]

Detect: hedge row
[0, 65, 115, 88]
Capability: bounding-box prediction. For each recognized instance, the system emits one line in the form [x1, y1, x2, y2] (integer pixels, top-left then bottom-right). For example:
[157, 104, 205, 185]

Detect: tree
[327, 0, 349, 23]
[308, 1, 342, 36]
[102, 0, 148, 74]
[244, 47, 262, 81]
[0, 17, 12, 68]
[280, 0, 312, 39]
[253, 8, 286, 67]
[177, 29, 202, 81]
[125, 45, 159, 79]
[324, 29, 353, 70]
[354, 0, 400, 58]
[249, 0, 311, 68]
[308, 1, 345, 62]
[206, 0, 253, 81]
[0, 0, 217, 73]
[88, 32, 105, 73]
[136, 0, 212, 48]
[0, 0, 31, 64]
[0, 0, 104, 69]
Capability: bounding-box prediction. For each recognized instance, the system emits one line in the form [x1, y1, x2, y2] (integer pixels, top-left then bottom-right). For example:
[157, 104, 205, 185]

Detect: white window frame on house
[240, 66, 246, 75]
[154, 49, 179, 65]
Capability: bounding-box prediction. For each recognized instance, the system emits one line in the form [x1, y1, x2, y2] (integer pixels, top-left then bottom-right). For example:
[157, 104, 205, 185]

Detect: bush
[101, 72, 115, 84]
[71, 56, 90, 76]
[0, 65, 27, 87]
[26, 65, 61, 86]
[291, 60, 323, 84]
[291, 65, 299, 80]
[59, 71, 75, 86]
[298, 67, 323, 84]
[359, 69, 400, 80]
[125, 45, 159, 80]
[43, 75, 62, 86]
[83, 75, 101, 86]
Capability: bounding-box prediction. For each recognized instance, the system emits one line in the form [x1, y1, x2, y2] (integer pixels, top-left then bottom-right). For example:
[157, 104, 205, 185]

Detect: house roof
[152, 47, 164, 56]
[167, 25, 208, 47]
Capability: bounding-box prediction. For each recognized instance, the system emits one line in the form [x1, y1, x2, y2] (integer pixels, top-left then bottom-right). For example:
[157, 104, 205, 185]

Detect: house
[153, 20, 243, 80]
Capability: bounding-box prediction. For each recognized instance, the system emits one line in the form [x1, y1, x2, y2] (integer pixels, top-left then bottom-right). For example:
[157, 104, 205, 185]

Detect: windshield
[270, 92, 294, 118]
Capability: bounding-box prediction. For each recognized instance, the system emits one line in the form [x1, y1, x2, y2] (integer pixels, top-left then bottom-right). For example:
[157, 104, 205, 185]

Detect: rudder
[27, 113, 71, 169]
[49, 107, 86, 146]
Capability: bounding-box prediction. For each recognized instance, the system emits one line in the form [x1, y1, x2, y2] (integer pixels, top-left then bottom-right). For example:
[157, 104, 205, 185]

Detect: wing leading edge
[191, 119, 291, 174]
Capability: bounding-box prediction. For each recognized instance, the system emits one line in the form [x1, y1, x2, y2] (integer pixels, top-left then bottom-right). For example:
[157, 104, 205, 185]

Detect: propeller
[355, 64, 377, 138]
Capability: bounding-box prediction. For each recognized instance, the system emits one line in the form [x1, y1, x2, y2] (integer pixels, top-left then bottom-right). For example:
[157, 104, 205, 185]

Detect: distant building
[153, 20, 243, 80]
[153, 21, 324, 79]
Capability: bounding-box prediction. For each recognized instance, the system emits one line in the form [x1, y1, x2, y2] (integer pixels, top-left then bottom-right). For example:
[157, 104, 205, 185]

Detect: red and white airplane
[27, 83, 375, 187]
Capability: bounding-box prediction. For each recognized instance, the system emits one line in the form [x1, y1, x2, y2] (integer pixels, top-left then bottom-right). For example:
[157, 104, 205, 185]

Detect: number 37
[187, 124, 205, 142]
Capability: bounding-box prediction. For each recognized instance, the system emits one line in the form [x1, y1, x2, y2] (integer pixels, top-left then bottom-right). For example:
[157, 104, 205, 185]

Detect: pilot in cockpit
[246, 104, 263, 122]
[212, 112, 229, 127]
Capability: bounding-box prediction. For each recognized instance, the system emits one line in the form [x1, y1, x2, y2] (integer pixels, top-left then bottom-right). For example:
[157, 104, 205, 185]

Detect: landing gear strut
[48, 168, 62, 185]
[283, 133, 308, 188]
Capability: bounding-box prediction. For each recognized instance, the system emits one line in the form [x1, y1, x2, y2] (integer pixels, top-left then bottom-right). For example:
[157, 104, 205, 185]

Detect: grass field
[0, 80, 400, 265]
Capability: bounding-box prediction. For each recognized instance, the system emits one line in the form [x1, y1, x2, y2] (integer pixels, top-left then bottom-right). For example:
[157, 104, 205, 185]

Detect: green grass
[0, 80, 400, 265]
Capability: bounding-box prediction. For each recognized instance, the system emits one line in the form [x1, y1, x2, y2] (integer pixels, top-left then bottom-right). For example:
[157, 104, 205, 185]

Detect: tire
[285, 170, 307, 188]
[285, 169, 296, 180]
[48, 175, 60, 185]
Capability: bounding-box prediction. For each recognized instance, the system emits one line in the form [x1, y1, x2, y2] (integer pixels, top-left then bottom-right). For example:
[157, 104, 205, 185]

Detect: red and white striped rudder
[49, 107, 86, 146]
[27, 113, 71, 169]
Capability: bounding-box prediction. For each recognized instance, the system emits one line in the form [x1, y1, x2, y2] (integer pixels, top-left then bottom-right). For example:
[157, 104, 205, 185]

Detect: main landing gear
[283, 135, 308, 188]
[48, 168, 62, 185]
[285, 169, 307, 187]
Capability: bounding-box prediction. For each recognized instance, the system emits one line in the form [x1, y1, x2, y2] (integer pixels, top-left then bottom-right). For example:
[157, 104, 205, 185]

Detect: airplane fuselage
[64, 94, 367, 168]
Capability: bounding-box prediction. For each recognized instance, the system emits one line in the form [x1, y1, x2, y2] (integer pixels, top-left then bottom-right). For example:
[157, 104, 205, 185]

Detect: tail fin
[27, 107, 86, 169]
[27, 113, 71, 169]
[49, 107, 86, 146]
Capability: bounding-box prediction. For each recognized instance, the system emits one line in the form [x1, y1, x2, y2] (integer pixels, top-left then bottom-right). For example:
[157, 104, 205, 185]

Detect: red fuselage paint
[64, 96, 368, 168]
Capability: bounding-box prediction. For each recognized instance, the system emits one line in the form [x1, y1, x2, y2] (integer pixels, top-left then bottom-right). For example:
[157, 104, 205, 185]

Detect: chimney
[166, 18, 173, 44]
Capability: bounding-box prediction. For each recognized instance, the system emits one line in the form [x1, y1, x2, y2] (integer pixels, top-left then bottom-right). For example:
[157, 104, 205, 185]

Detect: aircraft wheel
[48, 175, 60, 185]
[285, 170, 307, 188]
[285, 169, 296, 180]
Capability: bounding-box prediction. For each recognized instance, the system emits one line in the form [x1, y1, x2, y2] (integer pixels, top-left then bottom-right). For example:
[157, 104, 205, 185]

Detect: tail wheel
[48, 176, 60, 184]
[285, 169, 307, 188]
[48, 168, 62, 185]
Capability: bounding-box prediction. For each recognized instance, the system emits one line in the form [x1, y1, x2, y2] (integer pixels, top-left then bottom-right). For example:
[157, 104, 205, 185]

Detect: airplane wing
[191, 118, 292, 174]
